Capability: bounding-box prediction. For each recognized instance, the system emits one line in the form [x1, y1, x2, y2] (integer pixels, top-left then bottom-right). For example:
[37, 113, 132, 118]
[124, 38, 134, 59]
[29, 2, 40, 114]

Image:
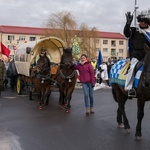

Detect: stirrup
[128, 88, 136, 98]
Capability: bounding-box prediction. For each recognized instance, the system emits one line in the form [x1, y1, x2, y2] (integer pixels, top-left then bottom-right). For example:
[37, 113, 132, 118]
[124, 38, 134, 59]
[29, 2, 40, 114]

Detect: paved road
[0, 87, 150, 150]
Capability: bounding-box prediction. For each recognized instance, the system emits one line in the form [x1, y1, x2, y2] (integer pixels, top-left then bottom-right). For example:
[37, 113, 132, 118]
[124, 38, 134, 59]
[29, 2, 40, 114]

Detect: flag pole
[134, 0, 139, 27]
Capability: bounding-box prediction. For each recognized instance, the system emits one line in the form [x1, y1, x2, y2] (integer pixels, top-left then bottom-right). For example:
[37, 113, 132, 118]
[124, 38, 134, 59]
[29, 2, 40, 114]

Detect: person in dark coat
[124, 11, 150, 97]
[0, 58, 6, 94]
[8, 58, 18, 91]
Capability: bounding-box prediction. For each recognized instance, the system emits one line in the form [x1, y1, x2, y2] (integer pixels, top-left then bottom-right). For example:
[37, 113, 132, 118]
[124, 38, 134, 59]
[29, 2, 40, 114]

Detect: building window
[8, 45, 14, 50]
[103, 48, 108, 53]
[111, 40, 116, 47]
[29, 37, 36, 41]
[19, 36, 26, 41]
[111, 49, 116, 55]
[119, 49, 123, 53]
[103, 40, 108, 44]
[119, 41, 124, 45]
[8, 35, 14, 42]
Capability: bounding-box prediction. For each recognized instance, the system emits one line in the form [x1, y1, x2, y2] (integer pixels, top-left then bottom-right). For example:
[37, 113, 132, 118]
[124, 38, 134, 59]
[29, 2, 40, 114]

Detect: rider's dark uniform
[124, 25, 150, 61]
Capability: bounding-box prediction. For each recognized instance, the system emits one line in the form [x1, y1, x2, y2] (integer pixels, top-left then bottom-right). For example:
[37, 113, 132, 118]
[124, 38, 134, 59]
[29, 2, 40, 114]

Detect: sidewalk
[93, 83, 111, 90]
[75, 82, 82, 89]
[75, 82, 111, 90]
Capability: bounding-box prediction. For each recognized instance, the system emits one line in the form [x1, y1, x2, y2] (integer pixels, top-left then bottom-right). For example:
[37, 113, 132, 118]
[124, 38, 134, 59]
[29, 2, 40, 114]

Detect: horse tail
[112, 87, 118, 102]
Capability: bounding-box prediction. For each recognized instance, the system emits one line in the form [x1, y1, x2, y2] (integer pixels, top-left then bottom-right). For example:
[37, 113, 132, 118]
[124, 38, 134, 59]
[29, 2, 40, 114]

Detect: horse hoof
[60, 105, 66, 110]
[117, 123, 124, 128]
[44, 103, 48, 106]
[135, 136, 142, 140]
[38, 106, 44, 110]
[125, 129, 131, 133]
[65, 109, 70, 113]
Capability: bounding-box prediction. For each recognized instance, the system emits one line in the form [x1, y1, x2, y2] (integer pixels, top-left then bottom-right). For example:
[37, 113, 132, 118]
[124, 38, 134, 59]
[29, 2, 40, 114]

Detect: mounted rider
[124, 10, 150, 97]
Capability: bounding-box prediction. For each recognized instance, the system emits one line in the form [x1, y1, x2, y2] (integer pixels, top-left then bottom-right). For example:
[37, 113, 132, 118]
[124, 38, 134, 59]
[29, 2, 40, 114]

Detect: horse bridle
[60, 57, 74, 68]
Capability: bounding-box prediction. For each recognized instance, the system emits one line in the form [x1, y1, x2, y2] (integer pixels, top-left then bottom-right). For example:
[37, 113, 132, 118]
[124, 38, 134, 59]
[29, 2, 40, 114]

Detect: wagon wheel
[16, 76, 22, 95]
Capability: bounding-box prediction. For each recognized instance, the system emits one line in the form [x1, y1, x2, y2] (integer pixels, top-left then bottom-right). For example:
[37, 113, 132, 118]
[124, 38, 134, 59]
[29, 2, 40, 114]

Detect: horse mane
[63, 48, 72, 54]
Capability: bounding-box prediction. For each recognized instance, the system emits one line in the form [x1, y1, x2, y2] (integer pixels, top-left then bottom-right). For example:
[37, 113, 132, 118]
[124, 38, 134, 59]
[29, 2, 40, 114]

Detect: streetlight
[134, 0, 139, 26]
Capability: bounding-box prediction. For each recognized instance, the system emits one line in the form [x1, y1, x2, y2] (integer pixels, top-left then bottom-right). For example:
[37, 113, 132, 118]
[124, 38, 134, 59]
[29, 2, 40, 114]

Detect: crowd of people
[0, 55, 18, 93]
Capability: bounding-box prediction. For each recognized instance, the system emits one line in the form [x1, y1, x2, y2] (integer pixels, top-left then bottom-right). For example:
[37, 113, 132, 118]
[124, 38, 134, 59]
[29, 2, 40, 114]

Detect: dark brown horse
[31, 55, 54, 109]
[55, 48, 77, 112]
[110, 44, 150, 140]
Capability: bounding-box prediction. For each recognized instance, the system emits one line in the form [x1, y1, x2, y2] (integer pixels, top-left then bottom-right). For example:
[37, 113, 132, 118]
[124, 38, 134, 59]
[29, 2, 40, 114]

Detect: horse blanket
[110, 59, 143, 88]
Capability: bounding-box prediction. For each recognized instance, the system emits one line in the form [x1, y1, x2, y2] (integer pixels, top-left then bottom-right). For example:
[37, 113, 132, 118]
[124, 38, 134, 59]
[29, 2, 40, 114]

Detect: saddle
[119, 59, 144, 80]
[110, 59, 143, 88]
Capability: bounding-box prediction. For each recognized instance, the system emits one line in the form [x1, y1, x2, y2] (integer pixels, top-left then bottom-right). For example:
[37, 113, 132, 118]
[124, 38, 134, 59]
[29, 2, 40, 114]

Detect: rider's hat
[41, 47, 46, 52]
[137, 10, 150, 25]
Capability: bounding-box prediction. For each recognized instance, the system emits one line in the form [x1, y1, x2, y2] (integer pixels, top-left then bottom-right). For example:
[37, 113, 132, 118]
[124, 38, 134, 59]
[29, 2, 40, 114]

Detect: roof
[0, 25, 125, 39]
[98, 31, 125, 39]
[0, 25, 49, 35]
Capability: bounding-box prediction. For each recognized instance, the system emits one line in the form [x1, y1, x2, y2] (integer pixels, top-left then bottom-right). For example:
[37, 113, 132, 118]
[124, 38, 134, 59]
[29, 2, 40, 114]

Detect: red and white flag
[1, 42, 10, 57]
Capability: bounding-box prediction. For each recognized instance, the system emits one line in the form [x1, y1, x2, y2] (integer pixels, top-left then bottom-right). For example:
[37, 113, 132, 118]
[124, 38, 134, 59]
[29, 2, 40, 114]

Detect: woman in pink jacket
[74, 54, 95, 115]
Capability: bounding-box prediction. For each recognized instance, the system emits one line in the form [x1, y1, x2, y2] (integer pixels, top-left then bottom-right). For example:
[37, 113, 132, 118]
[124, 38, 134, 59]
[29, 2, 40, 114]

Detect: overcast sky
[0, 0, 149, 34]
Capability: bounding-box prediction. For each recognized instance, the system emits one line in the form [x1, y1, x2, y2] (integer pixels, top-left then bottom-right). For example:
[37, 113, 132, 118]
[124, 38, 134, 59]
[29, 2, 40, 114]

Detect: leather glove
[92, 84, 95, 88]
[125, 12, 133, 25]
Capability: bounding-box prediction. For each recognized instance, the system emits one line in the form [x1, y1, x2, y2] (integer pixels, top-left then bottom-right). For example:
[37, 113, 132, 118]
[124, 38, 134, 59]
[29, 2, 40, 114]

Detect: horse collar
[60, 69, 75, 79]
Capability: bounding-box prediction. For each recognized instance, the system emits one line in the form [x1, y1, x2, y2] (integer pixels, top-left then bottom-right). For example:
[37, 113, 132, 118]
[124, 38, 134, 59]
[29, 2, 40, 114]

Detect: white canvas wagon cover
[14, 36, 65, 76]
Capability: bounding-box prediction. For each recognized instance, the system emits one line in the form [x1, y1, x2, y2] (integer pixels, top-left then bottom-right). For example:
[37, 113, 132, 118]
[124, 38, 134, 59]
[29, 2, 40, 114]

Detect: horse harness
[31, 64, 58, 85]
[60, 69, 76, 82]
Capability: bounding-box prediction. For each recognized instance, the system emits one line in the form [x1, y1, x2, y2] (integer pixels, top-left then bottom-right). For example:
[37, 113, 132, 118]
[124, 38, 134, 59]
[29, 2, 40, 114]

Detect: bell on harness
[41, 79, 44, 83]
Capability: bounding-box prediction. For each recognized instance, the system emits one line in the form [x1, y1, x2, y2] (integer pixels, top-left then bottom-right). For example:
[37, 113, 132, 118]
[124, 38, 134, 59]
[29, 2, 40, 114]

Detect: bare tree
[79, 23, 98, 59]
[45, 11, 98, 59]
[46, 11, 77, 47]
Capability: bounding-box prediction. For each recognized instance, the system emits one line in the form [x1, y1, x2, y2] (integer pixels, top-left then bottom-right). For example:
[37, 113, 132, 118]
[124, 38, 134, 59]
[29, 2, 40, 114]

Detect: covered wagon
[14, 36, 65, 98]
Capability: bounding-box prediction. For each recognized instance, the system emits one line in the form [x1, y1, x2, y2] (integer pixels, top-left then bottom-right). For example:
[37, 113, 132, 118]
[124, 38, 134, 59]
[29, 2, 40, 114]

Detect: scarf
[79, 60, 87, 65]
[139, 26, 150, 43]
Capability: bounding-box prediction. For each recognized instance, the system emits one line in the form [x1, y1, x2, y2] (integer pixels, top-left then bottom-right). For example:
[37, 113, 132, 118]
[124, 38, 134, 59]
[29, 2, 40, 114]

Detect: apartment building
[0, 25, 128, 61]
[97, 32, 128, 61]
